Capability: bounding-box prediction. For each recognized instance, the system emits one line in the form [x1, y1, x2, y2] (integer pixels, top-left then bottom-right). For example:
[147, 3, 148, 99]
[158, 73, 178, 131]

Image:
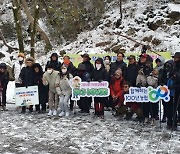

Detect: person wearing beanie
[19, 57, 35, 113]
[43, 63, 59, 116]
[12, 52, 26, 87]
[45, 53, 61, 71]
[0, 63, 9, 111]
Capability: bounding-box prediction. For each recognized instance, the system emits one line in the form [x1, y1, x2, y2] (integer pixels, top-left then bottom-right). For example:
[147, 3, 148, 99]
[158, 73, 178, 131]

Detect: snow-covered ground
[0, 104, 180, 154]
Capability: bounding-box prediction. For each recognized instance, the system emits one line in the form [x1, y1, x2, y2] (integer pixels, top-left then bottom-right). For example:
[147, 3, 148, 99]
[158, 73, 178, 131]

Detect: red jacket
[110, 77, 124, 106]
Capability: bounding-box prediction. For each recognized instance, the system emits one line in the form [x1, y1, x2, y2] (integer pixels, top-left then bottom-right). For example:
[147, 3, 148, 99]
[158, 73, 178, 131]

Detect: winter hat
[0, 63, 7, 70]
[139, 53, 148, 58]
[18, 53, 25, 58]
[25, 57, 35, 63]
[50, 53, 58, 60]
[115, 69, 122, 75]
[95, 57, 103, 64]
[81, 53, 91, 60]
[127, 55, 136, 60]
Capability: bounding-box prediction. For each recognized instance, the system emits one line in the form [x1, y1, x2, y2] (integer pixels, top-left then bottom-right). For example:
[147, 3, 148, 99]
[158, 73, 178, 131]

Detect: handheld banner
[70, 76, 110, 101]
[124, 86, 170, 103]
[15, 86, 39, 106]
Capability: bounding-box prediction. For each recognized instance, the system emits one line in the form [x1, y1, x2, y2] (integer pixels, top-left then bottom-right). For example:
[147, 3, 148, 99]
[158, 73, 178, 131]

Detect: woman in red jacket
[110, 69, 126, 116]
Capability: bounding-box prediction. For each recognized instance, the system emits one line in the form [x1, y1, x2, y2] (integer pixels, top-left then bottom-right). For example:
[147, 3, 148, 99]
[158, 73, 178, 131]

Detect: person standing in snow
[110, 69, 126, 117]
[12, 53, 26, 87]
[155, 56, 166, 122]
[159, 60, 175, 129]
[75, 63, 92, 113]
[0, 63, 9, 111]
[91, 58, 108, 118]
[45, 53, 61, 71]
[19, 57, 35, 113]
[172, 52, 180, 130]
[80, 53, 94, 75]
[126, 55, 139, 87]
[61, 55, 77, 111]
[43, 64, 59, 116]
[136, 55, 153, 124]
[32, 63, 48, 113]
[109, 52, 127, 80]
[55, 65, 72, 117]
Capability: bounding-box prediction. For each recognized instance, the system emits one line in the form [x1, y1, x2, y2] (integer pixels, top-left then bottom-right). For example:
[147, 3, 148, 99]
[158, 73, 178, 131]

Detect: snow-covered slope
[61, 0, 180, 54]
[0, 0, 180, 59]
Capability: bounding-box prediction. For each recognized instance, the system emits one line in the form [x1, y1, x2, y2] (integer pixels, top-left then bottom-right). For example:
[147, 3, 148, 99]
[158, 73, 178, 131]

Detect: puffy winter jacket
[13, 61, 25, 83]
[43, 70, 59, 93]
[55, 74, 72, 96]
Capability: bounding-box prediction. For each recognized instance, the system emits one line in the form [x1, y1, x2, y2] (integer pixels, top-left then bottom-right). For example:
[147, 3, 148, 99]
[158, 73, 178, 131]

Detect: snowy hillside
[61, 0, 180, 54]
[0, 0, 180, 60]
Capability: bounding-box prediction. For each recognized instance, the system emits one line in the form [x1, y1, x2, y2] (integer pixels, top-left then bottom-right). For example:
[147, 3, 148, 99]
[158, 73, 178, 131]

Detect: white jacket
[13, 61, 25, 83]
[55, 74, 72, 96]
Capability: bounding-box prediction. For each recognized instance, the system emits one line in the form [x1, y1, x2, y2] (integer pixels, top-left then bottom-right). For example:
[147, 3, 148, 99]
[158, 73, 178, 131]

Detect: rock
[111, 44, 122, 52]
[95, 41, 111, 47]
[104, 19, 112, 27]
[142, 35, 153, 42]
[147, 19, 164, 31]
[0, 52, 5, 59]
[126, 28, 136, 36]
[151, 38, 161, 46]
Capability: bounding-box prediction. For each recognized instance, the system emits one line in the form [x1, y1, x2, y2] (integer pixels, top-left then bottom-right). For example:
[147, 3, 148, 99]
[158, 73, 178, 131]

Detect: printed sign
[124, 86, 170, 103]
[15, 86, 39, 106]
[70, 76, 110, 100]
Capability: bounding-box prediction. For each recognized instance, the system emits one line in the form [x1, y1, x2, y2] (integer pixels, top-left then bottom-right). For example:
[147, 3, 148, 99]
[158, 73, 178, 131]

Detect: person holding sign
[75, 64, 92, 113]
[43, 64, 59, 116]
[92, 58, 108, 118]
[55, 65, 72, 117]
[19, 57, 35, 113]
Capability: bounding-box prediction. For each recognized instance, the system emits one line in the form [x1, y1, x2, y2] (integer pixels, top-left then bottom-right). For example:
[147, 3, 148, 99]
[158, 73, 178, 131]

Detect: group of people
[0, 51, 180, 130]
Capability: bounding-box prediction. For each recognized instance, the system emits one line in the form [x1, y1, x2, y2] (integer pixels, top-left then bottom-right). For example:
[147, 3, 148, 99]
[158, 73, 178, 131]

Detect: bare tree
[116, 0, 122, 28]
[30, 1, 39, 58]
[12, 0, 24, 53]
[21, 0, 52, 51]
[0, 29, 19, 52]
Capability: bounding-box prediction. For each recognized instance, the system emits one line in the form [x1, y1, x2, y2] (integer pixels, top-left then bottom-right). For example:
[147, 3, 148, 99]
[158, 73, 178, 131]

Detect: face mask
[18, 57, 24, 61]
[47, 69, 53, 74]
[104, 60, 110, 64]
[96, 64, 102, 70]
[62, 68, 67, 74]
[63, 59, 70, 65]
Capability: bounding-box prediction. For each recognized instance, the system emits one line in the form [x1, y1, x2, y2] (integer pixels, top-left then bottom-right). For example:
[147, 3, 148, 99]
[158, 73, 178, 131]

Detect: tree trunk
[21, 0, 52, 52]
[12, 0, 24, 53]
[30, 2, 39, 58]
[0, 29, 19, 52]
